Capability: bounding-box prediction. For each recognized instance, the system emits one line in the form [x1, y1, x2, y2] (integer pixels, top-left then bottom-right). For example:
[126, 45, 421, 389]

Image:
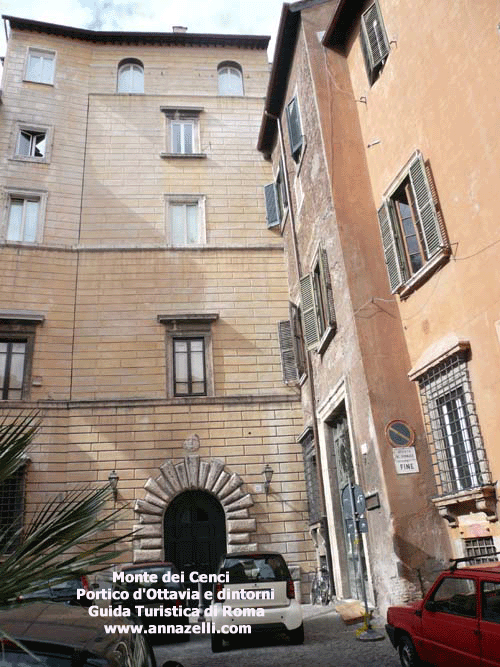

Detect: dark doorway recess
[164, 489, 226, 595]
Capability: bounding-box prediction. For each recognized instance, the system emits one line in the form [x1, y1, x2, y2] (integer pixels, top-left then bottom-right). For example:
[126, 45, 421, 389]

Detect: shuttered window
[300, 247, 337, 351]
[360, 1, 389, 85]
[278, 303, 306, 384]
[264, 161, 288, 229]
[377, 152, 449, 294]
[286, 96, 303, 163]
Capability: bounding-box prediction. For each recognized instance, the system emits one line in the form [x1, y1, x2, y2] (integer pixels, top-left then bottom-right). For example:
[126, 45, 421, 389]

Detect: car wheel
[289, 623, 304, 645]
[211, 632, 224, 653]
[398, 635, 420, 667]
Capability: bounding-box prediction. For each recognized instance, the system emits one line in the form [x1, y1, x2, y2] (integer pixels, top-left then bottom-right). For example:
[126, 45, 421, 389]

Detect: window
[264, 160, 288, 229]
[286, 96, 303, 163]
[429, 577, 477, 617]
[360, 1, 389, 85]
[166, 196, 205, 246]
[464, 537, 497, 565]
[416, 350, 491, 496]
[173, 338, 206, 396]
[25, 48, 55, 84]
[0, 464, 27, 551]
[117, 59, 144, 93]
[300, 246, 337, 352]
[300, 428, 321, 525]
[278, 302, 306, 384]
[482, 581, 500, 623]
[160, 107, 204, 158]
[217, 62, 243, 96]
[8, 198, 38, 242]
[377, 152, 450, 295]
[16, 129, 46, 159]
[0, 312, 43, 401]
[0, 340, 27, 400]
[5, 192, 45, 243]
[157, 313, 217, 398]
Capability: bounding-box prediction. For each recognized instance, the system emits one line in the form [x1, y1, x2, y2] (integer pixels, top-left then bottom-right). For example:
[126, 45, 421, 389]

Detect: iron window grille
[418, 352, 491, 497]
[0, 465, 26, 551]
[464, 537, 497, 565]
[300, 429, 321, 525]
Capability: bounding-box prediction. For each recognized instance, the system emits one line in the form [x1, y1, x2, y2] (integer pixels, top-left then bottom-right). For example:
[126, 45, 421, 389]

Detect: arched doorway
[164, 490, 226, 597]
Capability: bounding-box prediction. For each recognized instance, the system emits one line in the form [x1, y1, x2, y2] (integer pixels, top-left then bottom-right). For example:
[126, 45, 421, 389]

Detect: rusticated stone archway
[133, 455, 256, 564]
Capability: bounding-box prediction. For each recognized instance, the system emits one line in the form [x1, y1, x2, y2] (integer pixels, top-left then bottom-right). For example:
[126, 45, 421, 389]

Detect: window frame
[277, 302, 306, 385]
[173, 337, 207, 397]
[157, 314, 218, 399]
[360, 1, 390, 85]
[0, 314, 44, 401]
[165, 195, 206, 246]
[117, 59, 144, 94]
[377, 151, 450, 297]
[415, 349, 491, 498]
[24, 47, 56, 85]
[12, 122, 53, 164]
[300, 245, 337, 353]
[3, 188, 48, 244]
[299, 427, 322, 525]
[160, 107, 205, 159]
[217, 61, 244, 96]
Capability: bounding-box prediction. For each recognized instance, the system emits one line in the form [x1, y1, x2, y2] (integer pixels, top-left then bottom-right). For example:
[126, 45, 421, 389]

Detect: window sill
[9, 156, 50, 165]
[160, 152, 207, 159]
[432, 484, 497, 527]
[397, 247, 450, 299]
[317, 324, 337, 355]
[23, 79, 54, 87]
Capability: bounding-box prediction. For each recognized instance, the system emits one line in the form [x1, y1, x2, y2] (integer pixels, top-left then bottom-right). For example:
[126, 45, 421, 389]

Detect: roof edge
[322, 0, 363, 50]
[3, 15, 270, 49]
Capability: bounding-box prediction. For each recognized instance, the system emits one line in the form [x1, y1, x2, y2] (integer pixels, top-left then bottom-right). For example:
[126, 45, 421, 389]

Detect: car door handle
[473, 628, 481, 636]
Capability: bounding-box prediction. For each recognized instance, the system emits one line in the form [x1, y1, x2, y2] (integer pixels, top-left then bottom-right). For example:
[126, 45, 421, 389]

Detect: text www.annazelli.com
[103, 623, 251, 635]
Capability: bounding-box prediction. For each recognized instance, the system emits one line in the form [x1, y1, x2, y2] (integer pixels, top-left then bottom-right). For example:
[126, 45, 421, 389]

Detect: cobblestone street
[154, 605, 401, 667]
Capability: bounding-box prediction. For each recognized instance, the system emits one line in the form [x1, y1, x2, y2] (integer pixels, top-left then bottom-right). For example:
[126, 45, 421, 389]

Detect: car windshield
[223, 555, 290, 583]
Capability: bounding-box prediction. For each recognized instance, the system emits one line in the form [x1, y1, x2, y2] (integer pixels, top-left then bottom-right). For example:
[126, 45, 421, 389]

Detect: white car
[210, 551, 304, 652]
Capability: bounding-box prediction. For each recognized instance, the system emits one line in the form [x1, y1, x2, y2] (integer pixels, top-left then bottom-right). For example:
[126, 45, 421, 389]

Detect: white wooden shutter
[408, 154, 443, 259]
[286, 97, 303, 162]
[278, 320, 299, 383]
[300, 274, 320, 350]
[377, 201, 405, 292]
[319, 247, 337, 330]
[264, 183, 280, 228]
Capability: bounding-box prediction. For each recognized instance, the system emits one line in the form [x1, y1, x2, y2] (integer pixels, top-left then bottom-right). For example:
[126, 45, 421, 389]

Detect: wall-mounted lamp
[108, 470, 119, 501]
[263, 464, 274, 496]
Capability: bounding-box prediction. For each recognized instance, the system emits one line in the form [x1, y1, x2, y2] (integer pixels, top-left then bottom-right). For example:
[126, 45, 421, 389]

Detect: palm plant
[0, 412, 127, 606]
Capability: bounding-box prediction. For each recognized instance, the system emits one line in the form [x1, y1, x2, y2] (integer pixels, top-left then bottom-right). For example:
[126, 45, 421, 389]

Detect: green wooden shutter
[377, 201, 405, 292]
[300, 274, 320, 350]
[319, 247, 337, 330]
[408, 154, 443, 259]
[264, 183, 279, 228]
[286, 97, 303, 162]
[360, 2, 389, 84]
[278, 320, 299, 383]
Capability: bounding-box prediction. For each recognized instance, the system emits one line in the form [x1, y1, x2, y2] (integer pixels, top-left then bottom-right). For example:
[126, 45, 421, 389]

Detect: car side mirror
[425, 600, 438, 612]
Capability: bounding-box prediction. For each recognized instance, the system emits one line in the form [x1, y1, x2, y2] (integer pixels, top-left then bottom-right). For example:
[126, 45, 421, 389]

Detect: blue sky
[0, 0, 287, 60]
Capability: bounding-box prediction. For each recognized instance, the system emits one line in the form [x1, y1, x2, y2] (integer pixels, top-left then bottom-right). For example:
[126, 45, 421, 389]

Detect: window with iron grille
[464, 537, 497, 565]
[0, 465, 26, 551]
[417, 352, 491, 496]
[300, 429, 321, 525]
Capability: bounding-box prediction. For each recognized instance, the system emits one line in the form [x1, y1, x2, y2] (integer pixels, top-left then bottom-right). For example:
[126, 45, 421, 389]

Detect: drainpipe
[264, 110, 335, 597]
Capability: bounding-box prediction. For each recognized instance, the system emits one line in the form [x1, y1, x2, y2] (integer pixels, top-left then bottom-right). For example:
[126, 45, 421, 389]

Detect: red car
[386, 560, 500, 666]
